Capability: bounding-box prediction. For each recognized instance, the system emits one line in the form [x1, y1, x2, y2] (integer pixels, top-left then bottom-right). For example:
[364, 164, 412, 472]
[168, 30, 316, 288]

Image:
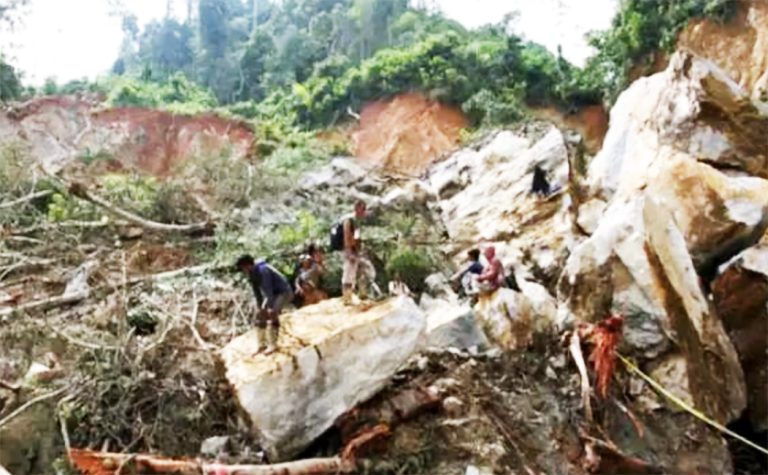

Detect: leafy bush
[104, 73, 218, 114]
[385, 247, 434, 295]
[462, 88, 524, 126]
[47, 193, 99, 222]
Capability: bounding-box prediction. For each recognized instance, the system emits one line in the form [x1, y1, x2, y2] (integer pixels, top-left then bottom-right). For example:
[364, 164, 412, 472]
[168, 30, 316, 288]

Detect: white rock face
[559, 52, 766, 424]
[427, 128, 573, 286]
[421, 295, 488, 350]
[220, 297, 426, 461]
[474, 288, 531, 350]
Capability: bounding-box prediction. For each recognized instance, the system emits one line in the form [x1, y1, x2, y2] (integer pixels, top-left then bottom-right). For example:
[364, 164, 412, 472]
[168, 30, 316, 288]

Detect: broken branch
[68, 449, 357, 475]
[67, 181, 212, 235]
[0, 189, 53, 210]
[341, 424, 391, 461]
[0, 386, 69, 429]
[580, 432, 659, 474]
[0, 291, 87, 318]
[0, 380, 21, 392]
[568, 330, 593, 422]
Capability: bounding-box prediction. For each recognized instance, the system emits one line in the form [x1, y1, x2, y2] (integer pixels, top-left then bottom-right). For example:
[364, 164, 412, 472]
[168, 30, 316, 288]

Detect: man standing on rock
[236, 255, 293, 353]
[341, 200, 377, 305]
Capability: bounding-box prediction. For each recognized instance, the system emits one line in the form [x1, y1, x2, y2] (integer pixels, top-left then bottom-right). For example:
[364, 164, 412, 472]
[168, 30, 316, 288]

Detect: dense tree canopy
[2, 0, 738, 130]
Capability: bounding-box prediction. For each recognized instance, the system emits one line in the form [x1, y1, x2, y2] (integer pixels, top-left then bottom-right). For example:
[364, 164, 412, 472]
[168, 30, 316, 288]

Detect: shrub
[104, 73, 217, 114]
[385, 247, 434, 295]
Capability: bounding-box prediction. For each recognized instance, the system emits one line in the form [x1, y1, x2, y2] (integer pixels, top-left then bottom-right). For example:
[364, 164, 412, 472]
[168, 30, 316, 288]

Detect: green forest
[1, 0, 736, 133]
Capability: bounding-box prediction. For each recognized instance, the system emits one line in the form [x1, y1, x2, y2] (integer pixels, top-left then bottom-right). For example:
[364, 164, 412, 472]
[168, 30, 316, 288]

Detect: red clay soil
[353, 93, 468, 175]
[532, 105, 609, 155]
[2, 96, 255, 177]
[92, 108, 254, 176]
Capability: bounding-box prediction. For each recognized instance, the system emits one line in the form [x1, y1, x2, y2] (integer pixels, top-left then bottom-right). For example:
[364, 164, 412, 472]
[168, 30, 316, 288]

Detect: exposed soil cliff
[353, 93, 468, 175]
[0, 95, 255, 175]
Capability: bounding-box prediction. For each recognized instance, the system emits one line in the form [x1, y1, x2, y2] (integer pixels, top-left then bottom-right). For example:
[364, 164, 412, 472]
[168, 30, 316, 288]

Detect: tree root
[580, 432, 660, 474]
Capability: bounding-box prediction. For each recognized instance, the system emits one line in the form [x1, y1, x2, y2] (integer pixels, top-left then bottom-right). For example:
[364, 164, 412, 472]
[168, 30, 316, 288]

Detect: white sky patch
[1, 0, 617, 86]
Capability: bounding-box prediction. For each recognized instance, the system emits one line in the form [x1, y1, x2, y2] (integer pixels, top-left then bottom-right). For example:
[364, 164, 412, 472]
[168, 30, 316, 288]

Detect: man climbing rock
[531, 165, 551, 197]
[475, 246, 504, 294]
[236, 255, 293, 353]
[340, 200, 376, 305]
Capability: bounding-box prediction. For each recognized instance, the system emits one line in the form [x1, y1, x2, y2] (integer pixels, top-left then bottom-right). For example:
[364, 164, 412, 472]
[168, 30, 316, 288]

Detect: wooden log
[68, 449, 356, 475]
[67, 182, 212, 235]
[0, 291, 87, 318]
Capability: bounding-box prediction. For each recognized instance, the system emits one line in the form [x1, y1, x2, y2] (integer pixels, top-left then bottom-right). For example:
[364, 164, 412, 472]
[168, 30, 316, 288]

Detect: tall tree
[0, 56, 21, 101]
[137, 19, 195, 79]
[0, 0, 27, 27]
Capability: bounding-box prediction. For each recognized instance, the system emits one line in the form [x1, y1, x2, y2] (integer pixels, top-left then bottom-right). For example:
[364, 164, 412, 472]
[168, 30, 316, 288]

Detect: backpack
[329, 217, 355, 251]
[329, 222, 345, 251]
[504, 267, 521, 292]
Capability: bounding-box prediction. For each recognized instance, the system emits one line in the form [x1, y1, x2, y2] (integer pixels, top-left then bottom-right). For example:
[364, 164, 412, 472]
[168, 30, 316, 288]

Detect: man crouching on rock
[236, 255, 293, 354]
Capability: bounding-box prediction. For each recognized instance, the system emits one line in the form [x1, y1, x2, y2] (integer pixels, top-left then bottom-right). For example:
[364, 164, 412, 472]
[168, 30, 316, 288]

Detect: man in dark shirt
[451, 248, 484, 296]
[236, 255, 293, 353]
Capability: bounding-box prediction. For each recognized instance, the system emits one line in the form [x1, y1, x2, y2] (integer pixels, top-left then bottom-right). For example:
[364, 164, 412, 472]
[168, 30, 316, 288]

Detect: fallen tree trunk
[96, 263, 225, 293]
[0, 291, 87, 318]
[68, 449, 356, 475]
[0, 190, 53, 210]
[67, 182, 212, 235]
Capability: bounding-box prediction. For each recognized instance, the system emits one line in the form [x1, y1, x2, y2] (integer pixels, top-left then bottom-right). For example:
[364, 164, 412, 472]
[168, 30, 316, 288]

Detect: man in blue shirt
[236, 255, 293, 353]
[451, 249, 484, 297]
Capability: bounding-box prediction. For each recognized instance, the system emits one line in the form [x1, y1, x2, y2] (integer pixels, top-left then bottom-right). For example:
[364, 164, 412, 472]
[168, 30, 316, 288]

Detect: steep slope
[0, 96, 255, 175]
[353, 93, 468, 175]
[679, 0, 768, 102]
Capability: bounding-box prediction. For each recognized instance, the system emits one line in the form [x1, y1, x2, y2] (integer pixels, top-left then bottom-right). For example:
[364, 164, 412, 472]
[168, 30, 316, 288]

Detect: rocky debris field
[1, 24, 768, 475]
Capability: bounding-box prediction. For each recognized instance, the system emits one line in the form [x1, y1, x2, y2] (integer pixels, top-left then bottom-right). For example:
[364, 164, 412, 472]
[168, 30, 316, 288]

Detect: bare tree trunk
[0, 190, 53, 210]
[252, 0, 259, 35]
[67, 182, 212, 235]
[0, 290, 87, 318]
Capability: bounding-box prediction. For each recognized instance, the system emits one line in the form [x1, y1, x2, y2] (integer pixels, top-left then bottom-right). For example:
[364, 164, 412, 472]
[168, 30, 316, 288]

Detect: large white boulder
[220, 297, 426, 461]
[474, 288, 531, 350]
[559, 52, 766, 424]
[421, 295, 488, 350]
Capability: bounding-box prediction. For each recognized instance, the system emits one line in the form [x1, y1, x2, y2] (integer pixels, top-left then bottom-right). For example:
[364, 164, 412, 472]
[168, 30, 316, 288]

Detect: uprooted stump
[220, 296, 426, 461]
